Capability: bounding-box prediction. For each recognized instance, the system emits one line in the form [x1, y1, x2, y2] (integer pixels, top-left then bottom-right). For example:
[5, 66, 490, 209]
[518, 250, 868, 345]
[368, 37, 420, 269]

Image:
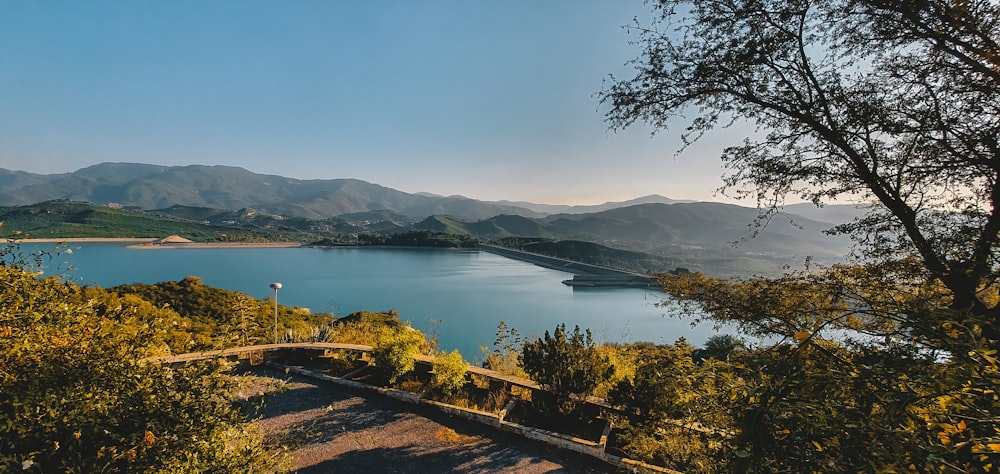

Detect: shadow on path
[241, 366, 612, 473]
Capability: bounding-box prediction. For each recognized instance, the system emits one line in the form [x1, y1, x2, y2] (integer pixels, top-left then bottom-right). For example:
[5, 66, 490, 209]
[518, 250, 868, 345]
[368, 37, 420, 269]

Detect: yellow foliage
[434, 427, 474, 444]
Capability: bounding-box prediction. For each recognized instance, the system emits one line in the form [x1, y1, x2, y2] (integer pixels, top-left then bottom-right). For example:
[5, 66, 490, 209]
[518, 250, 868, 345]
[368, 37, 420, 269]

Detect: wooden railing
[150, 342, 543, 391]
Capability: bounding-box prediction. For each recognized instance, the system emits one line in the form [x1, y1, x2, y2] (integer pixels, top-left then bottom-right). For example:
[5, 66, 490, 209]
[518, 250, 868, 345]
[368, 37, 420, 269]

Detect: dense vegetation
[313, 230, 478, 248]
[520, 323, 615, 415]
[596, 0, 1000, 471]
[9, 228, 996, 472]
[0, 200, 307, 242]
[111, 277, 334, 352]
[9, 1, 1000, 470]
[0, 252, 278, 472]
[0, 238, 449, 472]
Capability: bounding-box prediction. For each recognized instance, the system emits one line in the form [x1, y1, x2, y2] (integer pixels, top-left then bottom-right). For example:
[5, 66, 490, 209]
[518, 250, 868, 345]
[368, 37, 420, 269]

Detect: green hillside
[0, 199, 854, 277]
[496, 237, 679, 274]
[0, 200, 301, 241]
[414, 215, 473, 235]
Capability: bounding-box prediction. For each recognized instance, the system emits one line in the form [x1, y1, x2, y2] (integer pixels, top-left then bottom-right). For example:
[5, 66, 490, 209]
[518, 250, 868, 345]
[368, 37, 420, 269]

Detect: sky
[0, 1, 742, 205]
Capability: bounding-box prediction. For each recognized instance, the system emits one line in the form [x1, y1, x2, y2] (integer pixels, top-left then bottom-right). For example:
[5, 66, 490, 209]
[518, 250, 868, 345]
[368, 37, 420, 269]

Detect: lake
[22, 243, 725, 358]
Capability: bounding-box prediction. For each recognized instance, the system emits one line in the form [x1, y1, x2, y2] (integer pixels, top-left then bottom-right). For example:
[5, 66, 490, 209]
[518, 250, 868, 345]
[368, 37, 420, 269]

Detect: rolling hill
[412, 202, 853, 274]
[0, 163, 542, 221]
[0, 163, 865, 275]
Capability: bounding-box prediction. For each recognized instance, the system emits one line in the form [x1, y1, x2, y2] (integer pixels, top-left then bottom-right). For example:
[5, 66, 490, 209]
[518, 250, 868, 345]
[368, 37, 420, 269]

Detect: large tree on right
[604, 0, 1000, 328]
[602, 1, 1000, 471]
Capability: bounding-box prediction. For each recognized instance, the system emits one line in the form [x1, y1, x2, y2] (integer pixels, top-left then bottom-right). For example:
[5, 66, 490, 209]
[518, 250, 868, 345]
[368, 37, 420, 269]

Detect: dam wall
[477, 244, 658, 288]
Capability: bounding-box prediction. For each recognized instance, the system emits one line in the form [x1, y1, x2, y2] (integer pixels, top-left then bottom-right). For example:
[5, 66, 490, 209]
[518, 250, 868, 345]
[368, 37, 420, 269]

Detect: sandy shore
[128, 242, 304, 249]
[13, 238, 303, 248]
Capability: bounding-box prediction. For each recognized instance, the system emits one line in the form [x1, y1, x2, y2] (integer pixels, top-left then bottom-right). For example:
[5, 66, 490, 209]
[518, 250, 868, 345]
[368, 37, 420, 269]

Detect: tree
[657, 268, 1000, 472]
[229, 292, 262, 347]
[607, 340, 733, 472]
[601, 0, 1000, 335]
[520, 323, 614, 414]
[699, 334, 743, 362]
[113, 278, 334, 349]
[601, 1, 1000, 470]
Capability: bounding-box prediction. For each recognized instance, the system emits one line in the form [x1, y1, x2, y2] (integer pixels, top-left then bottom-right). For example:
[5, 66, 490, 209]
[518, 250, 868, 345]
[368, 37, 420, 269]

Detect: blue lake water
[23, 244, 724, 358]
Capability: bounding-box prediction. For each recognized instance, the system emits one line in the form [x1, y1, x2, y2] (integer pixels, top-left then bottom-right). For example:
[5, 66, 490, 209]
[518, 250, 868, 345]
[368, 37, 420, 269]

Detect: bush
[371, 330, 424, 385]
[520, 323, 615, 414]
[480, 320, 526, 377]
[0, 264, 277, 473]
[322, 310, 429, 352]
[430, 350, 468, 396]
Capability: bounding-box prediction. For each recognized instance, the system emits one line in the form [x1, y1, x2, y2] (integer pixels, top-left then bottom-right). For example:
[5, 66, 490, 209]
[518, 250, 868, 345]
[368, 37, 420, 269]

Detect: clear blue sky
[0, 0, 738, 205]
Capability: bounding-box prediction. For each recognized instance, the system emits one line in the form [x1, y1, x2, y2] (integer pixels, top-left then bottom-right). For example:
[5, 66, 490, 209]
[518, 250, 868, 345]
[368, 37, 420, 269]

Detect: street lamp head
[269, 282, 282, 345]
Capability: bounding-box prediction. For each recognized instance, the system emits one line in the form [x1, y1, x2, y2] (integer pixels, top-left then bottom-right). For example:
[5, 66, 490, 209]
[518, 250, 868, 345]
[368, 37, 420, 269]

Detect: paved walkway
[243, 366, 614, 473]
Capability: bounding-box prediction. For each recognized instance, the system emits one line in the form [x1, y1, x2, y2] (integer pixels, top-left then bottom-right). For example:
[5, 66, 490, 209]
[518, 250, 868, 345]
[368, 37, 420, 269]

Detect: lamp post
[269, 282, 282, 344]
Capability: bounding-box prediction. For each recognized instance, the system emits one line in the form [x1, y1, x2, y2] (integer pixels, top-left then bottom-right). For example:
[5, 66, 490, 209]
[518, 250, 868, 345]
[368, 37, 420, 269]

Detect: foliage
[82, 287, 211, 356]
[607, 341, 733, 472]
[601, 0, 1000, 471]
[0, 237, 51, 270]
[357, 230, 477, 248]
[602, 0, 1000, 334]
[520, 323, 615, 414]
[0, 264, 277, 472]
[430, 350, 469, 397]
[0, 200, 244, 241]
[371, 330, 425, 385]
[321, 310, 432, 353]
[113, 277, 333, 352]
[480, 320, 527, 378]
[0, 200, 355, 243]
[651, 270, 1000, 472]
[227, 292, 262, 348]
[698, 334, 743, 362]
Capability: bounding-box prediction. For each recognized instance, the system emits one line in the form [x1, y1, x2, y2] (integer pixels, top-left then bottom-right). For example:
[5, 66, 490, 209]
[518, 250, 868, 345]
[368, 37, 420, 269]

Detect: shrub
[520, 323, 615, 414]
[371, 330, 424, 384]
[480, 320, 526, 377]
[0, 264, 277, 473]
[431, 350, 468, 396]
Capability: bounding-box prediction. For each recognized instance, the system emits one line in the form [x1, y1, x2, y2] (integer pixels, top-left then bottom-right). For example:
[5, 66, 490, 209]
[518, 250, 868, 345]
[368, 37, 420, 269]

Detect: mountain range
[0, 162, 864, 274]
[0, 163, 543, 221]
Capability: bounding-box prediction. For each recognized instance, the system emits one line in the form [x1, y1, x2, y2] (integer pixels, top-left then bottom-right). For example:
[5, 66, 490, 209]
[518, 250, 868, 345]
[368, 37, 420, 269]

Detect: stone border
[277, 364, 680, 474]
[156, 344, 682, 473]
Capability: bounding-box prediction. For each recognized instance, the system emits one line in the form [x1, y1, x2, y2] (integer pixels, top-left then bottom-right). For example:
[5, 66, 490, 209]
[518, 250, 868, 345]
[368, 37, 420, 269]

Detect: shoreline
[128, 242, 303, 249]
[13, 238, 303, 249]
[14, 237, 158, 243]
[14, 240, 654, 286]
